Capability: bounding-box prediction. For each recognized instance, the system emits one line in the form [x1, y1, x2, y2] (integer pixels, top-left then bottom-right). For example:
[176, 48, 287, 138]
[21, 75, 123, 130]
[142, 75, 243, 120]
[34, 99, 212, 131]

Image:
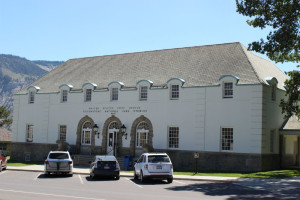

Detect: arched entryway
[76, 115, 96, 154]
[101, 115, 122, 156]
[130, 115, 153, 157]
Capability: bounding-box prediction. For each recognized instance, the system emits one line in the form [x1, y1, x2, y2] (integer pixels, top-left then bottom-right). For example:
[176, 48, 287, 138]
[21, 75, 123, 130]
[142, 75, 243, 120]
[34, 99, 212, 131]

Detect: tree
[236, 0, 300, 118]
[0, 106, 12, 127]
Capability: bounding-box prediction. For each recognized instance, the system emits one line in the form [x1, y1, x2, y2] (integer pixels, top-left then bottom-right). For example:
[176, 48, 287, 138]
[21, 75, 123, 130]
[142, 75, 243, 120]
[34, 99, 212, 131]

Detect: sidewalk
[6, 164, 239, 181]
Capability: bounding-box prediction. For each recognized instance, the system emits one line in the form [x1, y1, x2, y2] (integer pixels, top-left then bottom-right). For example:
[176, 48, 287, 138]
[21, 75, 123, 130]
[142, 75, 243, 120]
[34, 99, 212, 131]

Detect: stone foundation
[11, 142, 280, 171]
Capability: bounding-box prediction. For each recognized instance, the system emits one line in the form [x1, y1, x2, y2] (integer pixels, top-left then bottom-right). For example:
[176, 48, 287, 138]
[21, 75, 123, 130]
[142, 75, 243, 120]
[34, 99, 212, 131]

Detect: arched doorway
[107, 122, 119, 156]
[101, 115, 122, 156]
[130, 115, 153, 157]
[76, 115, 95, 154]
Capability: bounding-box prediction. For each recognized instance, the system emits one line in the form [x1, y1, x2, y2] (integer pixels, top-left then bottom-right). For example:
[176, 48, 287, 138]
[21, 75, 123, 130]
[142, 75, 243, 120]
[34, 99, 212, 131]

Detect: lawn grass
[7, 160, 43, 166]
[173, 170, 300, 179]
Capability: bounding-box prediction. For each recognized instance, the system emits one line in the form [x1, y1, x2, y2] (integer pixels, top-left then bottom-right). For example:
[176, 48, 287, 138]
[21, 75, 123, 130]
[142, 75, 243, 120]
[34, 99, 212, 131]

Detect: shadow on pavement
[85, 176, 119, 182]
[38, 173, 73, 179]
[129, 178, 170, 185]
[166, 179, 300, 200]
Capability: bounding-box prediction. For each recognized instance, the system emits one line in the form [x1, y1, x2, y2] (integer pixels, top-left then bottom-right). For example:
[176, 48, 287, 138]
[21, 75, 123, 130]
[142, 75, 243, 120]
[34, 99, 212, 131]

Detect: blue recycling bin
[124, 155, 133, 170]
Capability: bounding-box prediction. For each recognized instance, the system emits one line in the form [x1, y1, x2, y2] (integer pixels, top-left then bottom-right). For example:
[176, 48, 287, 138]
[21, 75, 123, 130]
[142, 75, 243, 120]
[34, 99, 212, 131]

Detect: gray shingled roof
[18, 42, 288, 94]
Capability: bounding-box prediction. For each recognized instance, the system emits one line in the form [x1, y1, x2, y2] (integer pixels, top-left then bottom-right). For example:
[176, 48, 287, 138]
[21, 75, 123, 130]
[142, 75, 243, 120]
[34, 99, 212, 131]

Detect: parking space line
[125, 178, 143, 188]
[174, 180, 187, 185]
[34, 173, 42, 181]
[0, 188, 105, 200]
[78, 174, 84, 184]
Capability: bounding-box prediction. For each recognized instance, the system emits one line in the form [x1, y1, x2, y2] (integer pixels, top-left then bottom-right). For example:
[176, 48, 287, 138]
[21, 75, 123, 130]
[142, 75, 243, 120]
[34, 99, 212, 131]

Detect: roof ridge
[68, 42, 241, 61]
[239, 44, 265, 85]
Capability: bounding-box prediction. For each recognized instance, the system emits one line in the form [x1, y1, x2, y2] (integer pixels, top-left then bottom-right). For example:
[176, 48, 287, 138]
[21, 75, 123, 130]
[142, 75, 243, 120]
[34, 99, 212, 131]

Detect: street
[0, 171, 299, 200]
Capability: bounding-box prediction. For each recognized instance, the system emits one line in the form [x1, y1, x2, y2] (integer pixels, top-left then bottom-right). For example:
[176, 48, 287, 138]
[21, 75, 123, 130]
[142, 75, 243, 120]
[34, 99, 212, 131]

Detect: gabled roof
[17, 42, 288, 94]
[281, 115, 300, 131]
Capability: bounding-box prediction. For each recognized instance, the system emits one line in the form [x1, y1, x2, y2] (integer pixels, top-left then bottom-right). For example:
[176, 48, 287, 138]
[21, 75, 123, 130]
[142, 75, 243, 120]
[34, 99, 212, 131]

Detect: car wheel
[115, 175, 120, 180]
[44, 172, 50, 176]
[90, 172, 95, 179]
[167, 177, 173, 183]
[0, 162, 2, 172]
[134, 169, 138, 180]
[140, 171, 145, 183]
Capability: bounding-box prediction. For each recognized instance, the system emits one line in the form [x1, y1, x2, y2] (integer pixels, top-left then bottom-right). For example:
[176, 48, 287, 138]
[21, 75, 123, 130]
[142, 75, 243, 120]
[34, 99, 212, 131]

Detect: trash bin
[124, 155, 133, 170]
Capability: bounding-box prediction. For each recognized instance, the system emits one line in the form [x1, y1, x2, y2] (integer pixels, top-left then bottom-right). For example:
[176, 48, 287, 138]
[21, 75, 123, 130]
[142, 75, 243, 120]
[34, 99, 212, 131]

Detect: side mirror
[134, 160, 137, 163]
[3, 154, 7, 157]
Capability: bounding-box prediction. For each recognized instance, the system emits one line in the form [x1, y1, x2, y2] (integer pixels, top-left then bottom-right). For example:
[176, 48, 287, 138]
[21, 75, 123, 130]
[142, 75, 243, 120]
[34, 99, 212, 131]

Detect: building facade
[11, 42, 289, 171]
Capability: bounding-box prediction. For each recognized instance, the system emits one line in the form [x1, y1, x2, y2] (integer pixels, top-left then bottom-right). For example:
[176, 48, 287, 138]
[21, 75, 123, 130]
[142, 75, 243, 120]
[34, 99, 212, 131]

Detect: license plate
[104, 165, 110, 169]
[156, 165, 162, 169]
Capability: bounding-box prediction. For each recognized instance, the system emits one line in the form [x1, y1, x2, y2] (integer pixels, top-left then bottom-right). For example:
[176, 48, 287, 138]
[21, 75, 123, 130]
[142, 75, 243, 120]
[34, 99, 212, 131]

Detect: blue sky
[0, 0, 297, 72]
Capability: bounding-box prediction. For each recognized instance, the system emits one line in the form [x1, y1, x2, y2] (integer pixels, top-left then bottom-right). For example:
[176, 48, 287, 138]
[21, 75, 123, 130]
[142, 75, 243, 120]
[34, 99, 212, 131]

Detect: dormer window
[223, 82, 233, 98]
[85, 89, 92, 102]
[61, 90, 68, 103]
[171, 85, 179, 99]
[265, 77, 278, 102]
[167, 78, 184, 100]
[111, 88, 118, 101]
[29, 91, 35, 104]
[140, 86, 148, 101]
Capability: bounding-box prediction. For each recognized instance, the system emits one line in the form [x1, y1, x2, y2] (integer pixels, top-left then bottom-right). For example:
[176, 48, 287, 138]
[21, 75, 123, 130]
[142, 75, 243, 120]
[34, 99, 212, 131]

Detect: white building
[11, 42, 296, 171]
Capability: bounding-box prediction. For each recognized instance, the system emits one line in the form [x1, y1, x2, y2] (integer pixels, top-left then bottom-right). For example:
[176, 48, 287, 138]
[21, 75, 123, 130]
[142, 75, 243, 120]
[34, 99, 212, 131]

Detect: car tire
[115, 175, 120, 180]
[44, 172, 50, 176]
[134, 169, 138, 180]
[167, 177, 173, 183]
[140, 171, 145, 183]
[90, 172, 94, 180]
[0, 162, 2, 172]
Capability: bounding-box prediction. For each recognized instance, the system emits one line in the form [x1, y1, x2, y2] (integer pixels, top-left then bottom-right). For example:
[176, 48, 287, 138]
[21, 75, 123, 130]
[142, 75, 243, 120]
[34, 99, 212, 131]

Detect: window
[270, 129, 275, 153]
[140, 86, 148, 101]
[221, 128, 233, 151]
[61, 90, 68, 102]
[29, 91, 35, 104]
[170, 85, 179, 99]
[271, 84, 276, 101]
[0, 143, 7, 151]
[111, 88, 118, 101]
[85, 89, 92, 102]
[27, 124, 33, 142]
[223, 82, 233, 98]
[168, 127, 179, 148]
[59, 125, 67, 142]
[82, 122, 91, 145]
[136, 122, 149, 147]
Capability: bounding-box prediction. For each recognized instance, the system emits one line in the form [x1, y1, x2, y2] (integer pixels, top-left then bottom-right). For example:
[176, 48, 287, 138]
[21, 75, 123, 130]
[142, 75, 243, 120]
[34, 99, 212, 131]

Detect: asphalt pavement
[6, 164, 239, 181]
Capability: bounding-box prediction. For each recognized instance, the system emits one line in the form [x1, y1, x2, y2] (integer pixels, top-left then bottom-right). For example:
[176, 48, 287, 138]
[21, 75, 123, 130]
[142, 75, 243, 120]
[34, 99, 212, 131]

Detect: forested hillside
[0, 54, 63, 110]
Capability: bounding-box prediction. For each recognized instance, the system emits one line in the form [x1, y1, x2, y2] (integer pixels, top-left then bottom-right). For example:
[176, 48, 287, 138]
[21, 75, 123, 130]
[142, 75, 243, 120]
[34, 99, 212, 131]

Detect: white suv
[134, 153, 173, 183]
[44, 151, 73, 176]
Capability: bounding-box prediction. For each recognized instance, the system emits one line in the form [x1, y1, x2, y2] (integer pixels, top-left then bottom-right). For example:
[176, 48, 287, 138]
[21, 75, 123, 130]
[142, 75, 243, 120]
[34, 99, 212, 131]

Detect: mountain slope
[0, 54, 63, 110]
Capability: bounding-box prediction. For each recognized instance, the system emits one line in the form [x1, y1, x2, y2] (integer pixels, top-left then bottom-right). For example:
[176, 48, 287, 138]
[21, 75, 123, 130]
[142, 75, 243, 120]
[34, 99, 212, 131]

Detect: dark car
[89, 155, 120, 180]
[0, 150, 7, 172]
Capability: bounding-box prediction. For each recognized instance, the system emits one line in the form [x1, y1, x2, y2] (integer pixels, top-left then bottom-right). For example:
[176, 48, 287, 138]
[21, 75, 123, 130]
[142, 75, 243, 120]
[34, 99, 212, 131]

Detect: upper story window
[170, 85, 179, 100]
[140, 86, 148, 101]
[168, 127, 179, 148]
[111, 88, 118, 101]
[271, 84, 276, 101]
[29, 91, 35, 104]
[221, 127, 233, 151]
[85, 89, 92, 102]
[223, 82, 233, 98]
[61, 90, 68, 103]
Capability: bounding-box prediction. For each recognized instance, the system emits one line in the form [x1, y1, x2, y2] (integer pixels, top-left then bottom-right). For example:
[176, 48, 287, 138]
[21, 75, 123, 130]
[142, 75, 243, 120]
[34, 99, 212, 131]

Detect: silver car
[44, 151, 73, 176]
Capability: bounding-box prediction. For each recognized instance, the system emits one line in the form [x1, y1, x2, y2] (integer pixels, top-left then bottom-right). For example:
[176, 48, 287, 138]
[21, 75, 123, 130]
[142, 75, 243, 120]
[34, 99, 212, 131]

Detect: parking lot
[1, 170, 300, 200]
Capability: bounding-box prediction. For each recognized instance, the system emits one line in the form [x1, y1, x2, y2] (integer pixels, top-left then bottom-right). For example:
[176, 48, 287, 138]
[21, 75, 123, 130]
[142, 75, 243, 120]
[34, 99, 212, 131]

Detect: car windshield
[148, 155, 170, 163]
[49, 153, 69, 159]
